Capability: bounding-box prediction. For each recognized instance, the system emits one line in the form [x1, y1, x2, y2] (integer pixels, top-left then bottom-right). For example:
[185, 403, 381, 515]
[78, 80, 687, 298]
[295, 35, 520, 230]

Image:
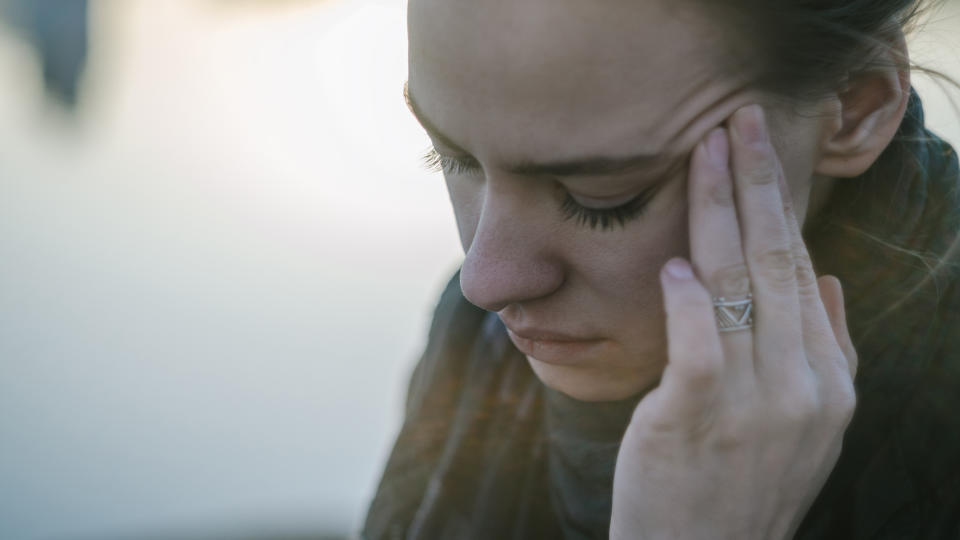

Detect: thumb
[653, 257, 725, 423]
[817, 275, 857, 378]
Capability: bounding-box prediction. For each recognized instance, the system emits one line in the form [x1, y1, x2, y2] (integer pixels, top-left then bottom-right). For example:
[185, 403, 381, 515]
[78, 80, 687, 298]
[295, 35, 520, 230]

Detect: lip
[505, 325, 594, 342]
[504, 326, 607, 365]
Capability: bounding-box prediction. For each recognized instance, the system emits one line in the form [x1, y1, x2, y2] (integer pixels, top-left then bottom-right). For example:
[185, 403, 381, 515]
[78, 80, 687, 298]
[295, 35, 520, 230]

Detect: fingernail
[706, 128, 728, 169]
[735, 105, 769, 146]
[664, 258, 694, 280]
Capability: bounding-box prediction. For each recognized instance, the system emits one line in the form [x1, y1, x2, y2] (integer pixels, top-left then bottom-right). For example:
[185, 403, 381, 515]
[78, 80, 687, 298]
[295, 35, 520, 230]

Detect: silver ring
[713, 293, 754, 333]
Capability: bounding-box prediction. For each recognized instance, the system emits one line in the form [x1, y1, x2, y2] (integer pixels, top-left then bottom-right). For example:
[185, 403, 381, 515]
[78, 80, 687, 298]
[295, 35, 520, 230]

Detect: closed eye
[419, 146, 672, 231]
[560, 189, 659, 231]
[421, 147, 482, 176]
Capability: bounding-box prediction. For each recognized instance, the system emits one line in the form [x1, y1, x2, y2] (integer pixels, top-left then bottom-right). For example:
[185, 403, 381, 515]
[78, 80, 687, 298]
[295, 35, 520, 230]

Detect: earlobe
[814, 33, 912, 179]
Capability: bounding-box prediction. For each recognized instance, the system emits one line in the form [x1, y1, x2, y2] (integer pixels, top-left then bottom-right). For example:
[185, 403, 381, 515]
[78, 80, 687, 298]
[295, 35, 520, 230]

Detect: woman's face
[407, 0, 834, 401]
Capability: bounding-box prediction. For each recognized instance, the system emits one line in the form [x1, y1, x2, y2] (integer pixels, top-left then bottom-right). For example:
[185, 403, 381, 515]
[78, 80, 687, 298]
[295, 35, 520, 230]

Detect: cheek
[567, 184, 690, 305]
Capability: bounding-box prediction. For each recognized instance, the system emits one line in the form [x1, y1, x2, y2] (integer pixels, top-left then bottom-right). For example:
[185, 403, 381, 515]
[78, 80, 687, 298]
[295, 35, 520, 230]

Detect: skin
[609, 109, 859, 539]
[407, 0, 911, 533]
[408, 0, 852, 401]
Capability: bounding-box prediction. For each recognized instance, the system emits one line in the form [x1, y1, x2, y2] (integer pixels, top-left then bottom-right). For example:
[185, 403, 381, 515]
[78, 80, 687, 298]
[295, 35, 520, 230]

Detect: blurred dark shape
[0, 0, 88, 107]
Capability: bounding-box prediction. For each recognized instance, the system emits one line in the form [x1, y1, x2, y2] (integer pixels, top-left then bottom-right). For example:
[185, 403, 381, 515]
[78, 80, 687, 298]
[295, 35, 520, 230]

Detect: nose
[459, 186, 564, 312]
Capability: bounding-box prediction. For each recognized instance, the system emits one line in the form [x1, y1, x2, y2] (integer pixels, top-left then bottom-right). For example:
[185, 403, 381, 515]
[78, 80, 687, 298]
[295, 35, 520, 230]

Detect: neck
[804, 174, 837, 234]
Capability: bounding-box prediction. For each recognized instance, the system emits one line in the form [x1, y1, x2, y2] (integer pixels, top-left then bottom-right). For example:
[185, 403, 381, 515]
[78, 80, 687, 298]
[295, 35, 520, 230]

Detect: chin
[526, 354, 664, 403]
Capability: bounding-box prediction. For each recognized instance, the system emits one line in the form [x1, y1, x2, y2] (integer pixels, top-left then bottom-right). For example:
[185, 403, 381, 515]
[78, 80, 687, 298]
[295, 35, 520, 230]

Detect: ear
[814, 29, 912, 179]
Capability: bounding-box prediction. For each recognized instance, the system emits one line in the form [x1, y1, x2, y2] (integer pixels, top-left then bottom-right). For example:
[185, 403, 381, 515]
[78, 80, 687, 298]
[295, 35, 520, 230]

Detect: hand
[609, 105, 859, 540]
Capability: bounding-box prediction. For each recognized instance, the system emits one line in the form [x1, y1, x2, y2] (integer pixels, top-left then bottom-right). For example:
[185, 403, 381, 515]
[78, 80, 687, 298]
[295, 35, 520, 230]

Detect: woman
[365, 0, 960, 538]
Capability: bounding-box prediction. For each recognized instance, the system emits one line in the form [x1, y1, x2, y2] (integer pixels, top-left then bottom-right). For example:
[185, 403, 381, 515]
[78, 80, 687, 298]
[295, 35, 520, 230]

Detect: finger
[817, 276, 858, 428]
[817, 275, 858, 380]
[773, 165, 855, 382]
[729, 105, 807, 383]
[688, 127, 753, 377]
[656, 257, 725, 423]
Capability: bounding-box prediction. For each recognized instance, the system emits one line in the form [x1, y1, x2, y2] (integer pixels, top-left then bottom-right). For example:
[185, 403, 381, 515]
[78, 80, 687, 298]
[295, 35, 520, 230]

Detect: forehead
[408, 0, 745, 164]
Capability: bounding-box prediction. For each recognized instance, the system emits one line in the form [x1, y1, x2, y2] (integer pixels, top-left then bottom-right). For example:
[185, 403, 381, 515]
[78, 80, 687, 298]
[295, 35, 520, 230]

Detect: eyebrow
[403, 80, 679, 178]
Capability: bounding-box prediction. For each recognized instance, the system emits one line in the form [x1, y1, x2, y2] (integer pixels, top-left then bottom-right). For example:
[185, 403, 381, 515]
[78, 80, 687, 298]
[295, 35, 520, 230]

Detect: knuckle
[781, 192, 795, 215]
[743, 167, 776, 187]
[709, 175, 736, 207]
[742, 147, 778, 185]
[836, 388, 858, 425]
[824, 387, 857, 427]
[754, 247, 795, 271]
[794, 254, 818, 293]
[707, 263, 752, 297]
[752, 247, 796, 289]
[831, 365, 858, 417]
[847, 348, 859, 378]
[843, 391, 858, 422]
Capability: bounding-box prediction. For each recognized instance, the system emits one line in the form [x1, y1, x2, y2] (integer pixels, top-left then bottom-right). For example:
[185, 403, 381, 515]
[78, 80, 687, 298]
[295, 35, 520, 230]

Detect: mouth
[504, 326, 607, 366]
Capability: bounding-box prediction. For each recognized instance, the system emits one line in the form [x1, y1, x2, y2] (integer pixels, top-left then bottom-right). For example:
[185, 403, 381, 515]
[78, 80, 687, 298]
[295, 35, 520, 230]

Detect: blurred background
[0, 1, 957, 539]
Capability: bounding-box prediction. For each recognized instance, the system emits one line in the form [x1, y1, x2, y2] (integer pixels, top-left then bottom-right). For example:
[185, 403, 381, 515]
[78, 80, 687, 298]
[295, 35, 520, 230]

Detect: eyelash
[420, 147, 656, 231]
[420, 147, 481, 176]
